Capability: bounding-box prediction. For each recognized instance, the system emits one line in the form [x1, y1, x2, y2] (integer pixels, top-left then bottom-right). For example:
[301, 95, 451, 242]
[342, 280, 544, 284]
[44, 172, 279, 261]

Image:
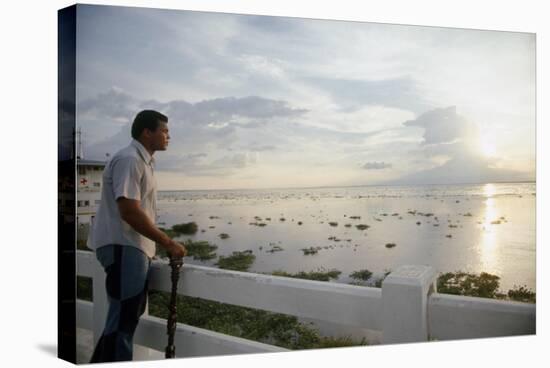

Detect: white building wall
[77, 164, 104, 226]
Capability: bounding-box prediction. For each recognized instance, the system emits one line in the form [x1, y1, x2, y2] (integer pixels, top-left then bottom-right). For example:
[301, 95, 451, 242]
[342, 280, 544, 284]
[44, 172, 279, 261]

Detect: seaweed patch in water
[266, 245, 284, 253]
[185, 240, 218, 261]
[301, 246, 321, 255]
[272, 268, 341, 281]
[216, 250, 256, 271]
[349, 269, 373, 282]
[171, 222, 198, 235]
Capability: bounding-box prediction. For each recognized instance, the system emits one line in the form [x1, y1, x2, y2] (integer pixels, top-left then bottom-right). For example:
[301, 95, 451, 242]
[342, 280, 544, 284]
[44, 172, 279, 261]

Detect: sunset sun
[478, 131, 498, 158]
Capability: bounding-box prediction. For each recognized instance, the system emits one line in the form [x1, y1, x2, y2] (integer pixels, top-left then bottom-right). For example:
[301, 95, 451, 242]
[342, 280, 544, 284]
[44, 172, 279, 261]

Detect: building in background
[76, 158, 106, 244]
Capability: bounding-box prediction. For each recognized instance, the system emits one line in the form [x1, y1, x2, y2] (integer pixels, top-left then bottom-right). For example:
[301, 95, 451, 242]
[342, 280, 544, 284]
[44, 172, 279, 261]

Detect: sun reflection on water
[479, 184, 498, 271]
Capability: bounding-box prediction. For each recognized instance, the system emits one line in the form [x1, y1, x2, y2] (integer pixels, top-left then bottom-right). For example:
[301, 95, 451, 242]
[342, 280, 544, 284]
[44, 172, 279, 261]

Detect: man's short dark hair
[131, 110, 168, 139]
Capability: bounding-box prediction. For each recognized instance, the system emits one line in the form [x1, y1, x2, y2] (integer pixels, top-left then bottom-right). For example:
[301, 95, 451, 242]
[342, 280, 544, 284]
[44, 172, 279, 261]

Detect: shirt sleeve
[112, 156, 143, 201]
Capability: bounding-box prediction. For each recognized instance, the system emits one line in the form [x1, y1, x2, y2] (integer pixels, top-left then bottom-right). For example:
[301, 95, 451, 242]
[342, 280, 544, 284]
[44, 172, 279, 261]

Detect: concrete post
[381, 265, 436, 344]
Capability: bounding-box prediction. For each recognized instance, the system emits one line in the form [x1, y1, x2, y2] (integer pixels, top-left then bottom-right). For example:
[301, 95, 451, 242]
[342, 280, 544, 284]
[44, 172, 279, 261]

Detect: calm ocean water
[157, 182, 536, 292]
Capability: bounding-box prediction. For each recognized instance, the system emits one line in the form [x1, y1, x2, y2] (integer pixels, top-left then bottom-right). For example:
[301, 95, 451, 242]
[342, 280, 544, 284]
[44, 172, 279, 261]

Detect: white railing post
[381, 265, 436, 344]
[91, 253, 108, 346]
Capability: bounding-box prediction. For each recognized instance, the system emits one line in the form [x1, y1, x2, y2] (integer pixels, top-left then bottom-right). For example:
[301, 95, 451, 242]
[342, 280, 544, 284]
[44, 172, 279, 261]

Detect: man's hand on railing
[167, 240, 187, 259]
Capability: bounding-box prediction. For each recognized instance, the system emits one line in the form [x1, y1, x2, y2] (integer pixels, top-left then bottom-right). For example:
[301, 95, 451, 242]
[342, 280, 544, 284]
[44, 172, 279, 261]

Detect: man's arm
[117, 197, 187, 258]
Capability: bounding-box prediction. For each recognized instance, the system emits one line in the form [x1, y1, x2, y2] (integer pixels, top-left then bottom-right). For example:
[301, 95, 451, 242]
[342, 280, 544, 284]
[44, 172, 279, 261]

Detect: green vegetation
[76, 239, 91, 251]
[437, 271, 536, 303]
[437, 271, 501, 299]
[272, 268, 342, 282]
[507, 285, 536, 303]
[216, 250, 256, 271]
[147, 290, 364, 350]
[266, 245, 284, 253]
[77, 276, 93, 301]
[171, 222, 198, 235]
[249, 222, 267, 227]
[187, 241, 218, 261]
[438, 271, 499, 298]
[349, 269, 373, 282]
[301, 246, 320, 255]
[318, 336, 366, 348]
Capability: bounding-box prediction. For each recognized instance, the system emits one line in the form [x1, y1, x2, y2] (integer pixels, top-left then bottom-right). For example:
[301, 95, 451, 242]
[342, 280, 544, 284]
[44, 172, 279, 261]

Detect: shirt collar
[131, 139, 155, 166]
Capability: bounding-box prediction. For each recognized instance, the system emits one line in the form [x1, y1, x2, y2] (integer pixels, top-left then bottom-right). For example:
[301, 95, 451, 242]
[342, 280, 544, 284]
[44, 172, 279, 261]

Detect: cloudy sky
[75, 4, 535, 190]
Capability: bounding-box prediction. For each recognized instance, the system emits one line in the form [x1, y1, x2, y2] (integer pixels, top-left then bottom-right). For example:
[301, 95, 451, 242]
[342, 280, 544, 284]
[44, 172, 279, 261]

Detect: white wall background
[0, 0, 547, 367]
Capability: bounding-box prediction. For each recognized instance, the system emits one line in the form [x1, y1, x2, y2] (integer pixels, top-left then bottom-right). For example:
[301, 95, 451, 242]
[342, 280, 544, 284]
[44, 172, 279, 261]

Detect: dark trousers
[90, 244, 151, 363]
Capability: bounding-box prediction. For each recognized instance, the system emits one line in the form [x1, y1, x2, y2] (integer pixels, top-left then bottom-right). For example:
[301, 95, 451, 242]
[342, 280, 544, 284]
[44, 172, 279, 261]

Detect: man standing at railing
[87, 110, 187, 363]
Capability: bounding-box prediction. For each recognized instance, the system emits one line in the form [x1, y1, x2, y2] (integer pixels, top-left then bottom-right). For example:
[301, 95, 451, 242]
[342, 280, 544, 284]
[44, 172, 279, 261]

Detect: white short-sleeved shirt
[88, 139, 158, 258]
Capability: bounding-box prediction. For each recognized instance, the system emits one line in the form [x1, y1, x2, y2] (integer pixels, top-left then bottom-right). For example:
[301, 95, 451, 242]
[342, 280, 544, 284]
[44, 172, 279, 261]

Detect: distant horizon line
[159, 180, 536, 193]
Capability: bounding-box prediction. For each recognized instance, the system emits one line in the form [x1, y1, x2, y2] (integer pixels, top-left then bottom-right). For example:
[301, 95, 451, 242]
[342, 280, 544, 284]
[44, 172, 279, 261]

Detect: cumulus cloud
[363, 162, 392, 170]
[403, 106, 475, 145]
[194, 96, 308, 120]
[78, 87, 138, 123]
[81, 89, 307, 176]
[136, 95, 307, 128]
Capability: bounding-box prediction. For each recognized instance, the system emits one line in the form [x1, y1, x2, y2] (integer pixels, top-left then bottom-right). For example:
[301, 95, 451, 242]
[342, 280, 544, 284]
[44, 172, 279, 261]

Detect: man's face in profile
[149, 120, 170, 152]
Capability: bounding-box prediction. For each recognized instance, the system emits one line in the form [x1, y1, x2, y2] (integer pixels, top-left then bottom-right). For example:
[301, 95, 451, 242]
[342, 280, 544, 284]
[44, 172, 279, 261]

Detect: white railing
[76, 250, 535, 357]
